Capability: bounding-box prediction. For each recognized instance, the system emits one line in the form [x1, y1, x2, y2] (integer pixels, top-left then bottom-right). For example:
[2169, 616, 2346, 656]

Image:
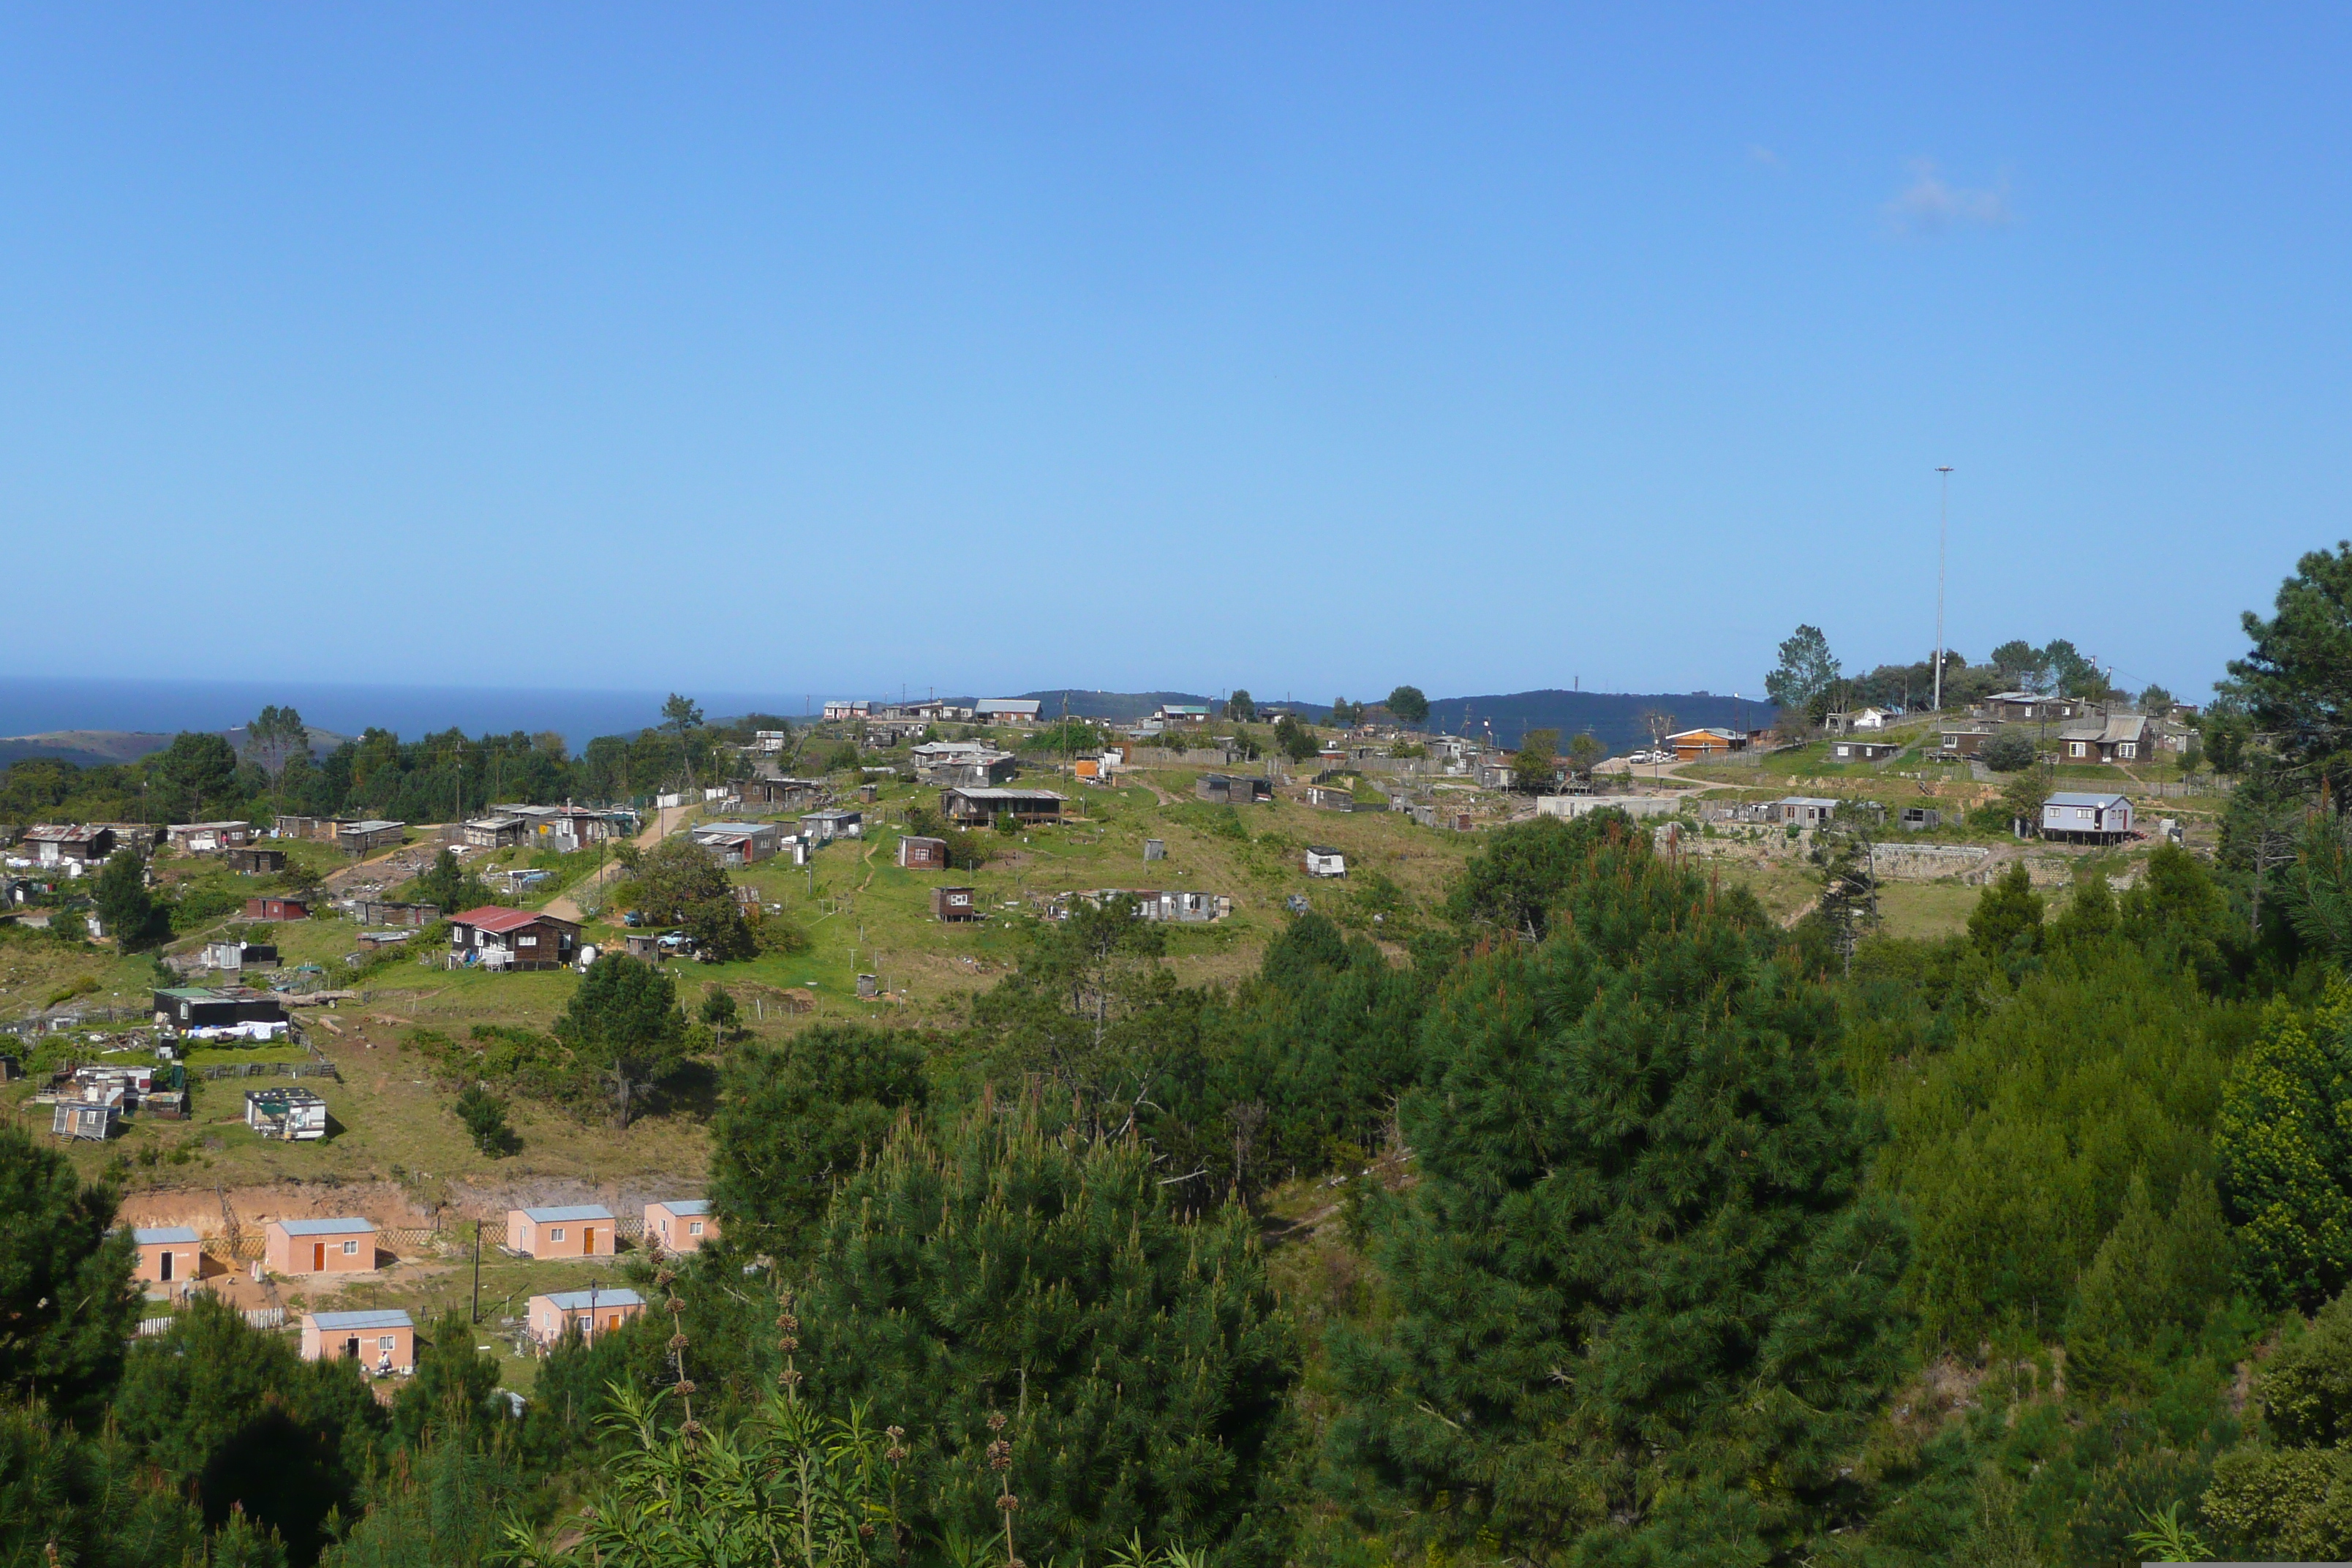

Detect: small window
[688, 1221, 704, 1235]
[550, 1227, 565, 1242]
[342, 1240, 358, 1256]
[2070, 742, 2087, 758]
[2119, 743, 2136, 759]
[378, 1335, 396, 1351]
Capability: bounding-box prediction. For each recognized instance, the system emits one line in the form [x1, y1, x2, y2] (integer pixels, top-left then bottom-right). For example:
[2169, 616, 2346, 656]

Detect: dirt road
[541, 802, 695, 923]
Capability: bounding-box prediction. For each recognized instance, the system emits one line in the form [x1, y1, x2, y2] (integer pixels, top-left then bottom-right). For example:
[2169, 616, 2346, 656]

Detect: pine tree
[1327, 840, 1907, 1561]
[0, 1123, 139, 1417]
[795, 1101, 1298, 1567]
[2219, 982, 2352, 1308]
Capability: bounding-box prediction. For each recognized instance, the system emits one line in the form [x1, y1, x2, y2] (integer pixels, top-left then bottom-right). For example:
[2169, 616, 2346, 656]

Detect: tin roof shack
[899, 835, 950, 870]
[1666, 728, 1750, 762]
[245, 1088, 327, 1140]
[1196, 774, 1273, 804]
[275, 815, 357, 843]
[1153, 704, 1210, 725]
[2057, 712, 2154, 764]
[500, 804, 636, 851]
[1049, 889, 1232, 924]
[52, 1083, 121, 1140]
[1899, 806, 1943, 832]
[132, 1226, 203, 1286]
[645, 1199, 715, 1254]
[166, 821, 252, 854]
[528, 1287, 644, 1348]
[976, 700, 1041, 725]
[348, 900, 437, 927]
[225, 846, 287, 875]
[1537, 794, 1686, 820]
[202, 938, 278, 973]
[2042, 791, 2135, 844]
[932, 886, 981, 923]
[154, 986, 287, 1030]
[911, 742, 1019, 788]
[23, 825, 113, 867]
[745, 778, 826, 812]
[448, 907, 581, 971]
[1305, 846, 1347, 878]
[336, 820, 407, 856]
[941, 788, 1064, 827]
[799, 809, 864, 844]
[243, 896, 309, 921]
[1975, 692, 2081, 722]
[1828, 739, 1904, 763]
[692, 821, 782, 866]
[1304, 783, 1363, 811]
[463, 815, 528, 850]
[1769, 796, 1842, 828]
[266, 1217, 377, 1275]
[302, 1309, 415, 1374]
[507, 1205, 617, 1259]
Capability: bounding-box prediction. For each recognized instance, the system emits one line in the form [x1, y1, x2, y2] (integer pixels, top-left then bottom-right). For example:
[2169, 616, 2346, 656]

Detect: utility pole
[1934, 467, 1953, 712]
[471, 1219, 482, 1324]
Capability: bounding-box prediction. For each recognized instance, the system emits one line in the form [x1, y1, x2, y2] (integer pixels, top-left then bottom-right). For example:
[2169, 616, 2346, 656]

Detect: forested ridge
[28, 548, 2352, 1563]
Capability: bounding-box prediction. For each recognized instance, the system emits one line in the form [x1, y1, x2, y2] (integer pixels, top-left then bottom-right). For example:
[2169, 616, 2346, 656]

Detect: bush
[1981, 731, 2039, 772]
[453, 1085, 519, 1156]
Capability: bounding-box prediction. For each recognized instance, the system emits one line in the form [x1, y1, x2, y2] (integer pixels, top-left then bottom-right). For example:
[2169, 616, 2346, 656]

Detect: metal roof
[24, 823, 108, 843]
[309, 1309, 412, 1330]
[133, 1226, 200, 1245]
[467, 815, 524, 829]
[339, 819, 404, 833]
[653, 1199, 710, 1215]
[976, 700, 1041, 713]
[1307, 845, 1344, 856]
[521, 1204, 614, 1222]
[2045, 792, 2129, 808]
[944, 788, 1066, 802]
[539, 1288, 645, 1310]
[276, 1216, 372, 1235]
[451, 906, 565, 934]
[1775, 796, 1842, 809]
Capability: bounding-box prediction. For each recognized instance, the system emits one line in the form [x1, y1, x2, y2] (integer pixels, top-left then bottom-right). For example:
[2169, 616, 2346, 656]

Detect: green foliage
[826, 742, 862, 773]
[114, 1296, 388, 1564]
[698, 983, 740, 1043]
[0, 1399, 215, 1566]
[453, 1085, 519, 1156]
[1329, 837, 1907, 1558]
[2062, 1170, 2234, 1395]
[2201, 1290, 2352, 1559]
[1225, 689, 1256, 723]
[1966, 863, 2045, 961]
[709, 1025, 929, 1263]
[93, 848, 165, 949]
[1765, 623, 1841, 717]
[317, 1435, 521, 1568]
[1445, 809, 1643, 941]
[409, 849, 490, 916]
[156, 730, 245, 820]
[1884, 943, 2239, 1350]
[388, 1311, 505, 1450]
[1273, 714, 1318, 763]
[1980, 729, 2038, 772]
[0, 1123, 138, 1417]
[2218, 984, 2352, 1308]
[2230, 540, 2352, 804]
[798, 1101, 1297, 1565]
[1384, 685, 1429, 726]
[553, 954, 695, 1128]
[1509, 727, 1559, 793]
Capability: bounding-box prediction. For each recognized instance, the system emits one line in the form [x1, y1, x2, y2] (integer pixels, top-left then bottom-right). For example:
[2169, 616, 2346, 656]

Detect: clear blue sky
[4, 5, 2345, 706]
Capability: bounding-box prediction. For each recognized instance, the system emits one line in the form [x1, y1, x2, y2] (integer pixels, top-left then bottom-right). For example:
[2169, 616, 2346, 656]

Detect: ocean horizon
[0, 676, 833, 753]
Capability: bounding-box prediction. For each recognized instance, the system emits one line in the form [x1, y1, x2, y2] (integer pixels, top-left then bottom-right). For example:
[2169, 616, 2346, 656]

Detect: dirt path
[541, 804, 696, 921]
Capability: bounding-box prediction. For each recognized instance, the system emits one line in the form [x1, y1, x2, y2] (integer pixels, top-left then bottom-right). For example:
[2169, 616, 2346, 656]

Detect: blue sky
[4, 5, 2345, 706]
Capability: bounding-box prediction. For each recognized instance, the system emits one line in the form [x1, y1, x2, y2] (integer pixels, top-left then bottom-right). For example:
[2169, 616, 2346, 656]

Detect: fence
[195, 1061, 341, 1082]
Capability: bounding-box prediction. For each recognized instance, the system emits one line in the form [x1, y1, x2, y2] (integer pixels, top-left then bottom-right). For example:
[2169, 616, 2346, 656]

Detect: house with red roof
[447, 906, 582, 972]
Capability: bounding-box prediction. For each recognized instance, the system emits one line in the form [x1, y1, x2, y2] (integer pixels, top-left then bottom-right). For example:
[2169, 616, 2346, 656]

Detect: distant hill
[1014, 690, 1221, 722]
[1424, 691, 1777, 752]
[0, 725, 350, 771]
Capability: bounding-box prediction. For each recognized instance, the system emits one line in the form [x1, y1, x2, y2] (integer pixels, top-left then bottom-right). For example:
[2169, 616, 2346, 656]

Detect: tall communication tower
[1933, 467, 1954, 712]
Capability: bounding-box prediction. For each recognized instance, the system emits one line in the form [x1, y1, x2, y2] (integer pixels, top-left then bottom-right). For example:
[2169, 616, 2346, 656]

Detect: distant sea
[0, 676, 827, 753]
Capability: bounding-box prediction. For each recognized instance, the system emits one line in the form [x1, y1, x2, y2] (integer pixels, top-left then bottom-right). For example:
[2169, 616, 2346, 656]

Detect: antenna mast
[1934, 467, 1954, 712]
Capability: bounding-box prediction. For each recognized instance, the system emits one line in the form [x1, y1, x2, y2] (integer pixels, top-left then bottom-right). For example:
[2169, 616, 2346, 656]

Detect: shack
[245, 1088, 327, 1140]
[940, 788, 1064, 827]
[132, 1226, 203, 1286]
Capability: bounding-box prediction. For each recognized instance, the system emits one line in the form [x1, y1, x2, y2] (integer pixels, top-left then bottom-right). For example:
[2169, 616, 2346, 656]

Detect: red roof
[451, 906, 549, 935]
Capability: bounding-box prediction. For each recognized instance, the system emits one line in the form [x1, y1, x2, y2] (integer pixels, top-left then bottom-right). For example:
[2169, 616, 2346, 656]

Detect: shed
[167, 821, 253, 853]
[302, 1309, 415, 1373]
[527, 1287, 645, 1347]
[975, 700, 1041, 725]
[463, 815, 528, 850]
[266, 1216, 377, 1275]
[645, 1199, 715, 1254]
[1665, 728, 1749, 761]
[1769, 796, 1842, 828]
[2057, 712, 2154, 765]
[1829, 739, 1904, 763]
[348, 900, 438, 927]
[898, 835, 949, 870]
[155, 987, 287, 1029]
[244, 1088, 327, 1140]
[1196, 774, 1273, 804]
[1899, 807, 1942, 832]
[23, 824, 115, 866]
[691, 821, 782, 865]
[1305, 846, 1347, 878]
[799, 808, 864, 843]
[132, 1226, 203, 1286]
[243, 897, 310, 921]
[2041, 792, 2134, 843]
[335, 820, 407, 855]
[932, 886, 981, 922]
[52, 1096, 118, 1141]
[1304, 784, 1360, 811]
[225, 847, 287, 875]
[507, 1205, 617, 1258]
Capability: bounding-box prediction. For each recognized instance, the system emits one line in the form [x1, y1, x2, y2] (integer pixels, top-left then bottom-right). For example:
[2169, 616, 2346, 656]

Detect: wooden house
[975, 700, 1041, 725]
[691, 821, 782, 865]
[23, 825, 113, 866]
[1769, 797, 1842, 828]
[447, 907, 582, 971]
[266, 1217, 377, 1275]
[527, 1287, 644, 1347]
[2057, 712, 2153, 764]
[940, 788, 1063, 827]
[1829, 739, 1904, 763]
[225, 846, 287, 875]
[799, 809, 863, 843]
[1196, 774, 1272, 804]
[347, 900, 437, 927]
[154, 987, 287, 1029]
[243, 896, 309, 920]
[302, 1308, 416, 1373]
[2040, 791, 2134, 843]
[932, 886, 981, 922]
[507, 1205, 616, 1258]
[644, 1199, 715, 1254]
[132, 1226, 203, 1286]
[1665, 728, 1748, 762]
[898, 835, 950, 870]
[1304, 783, 1362, 811]
[167, 821, 252, 853]
[1975, 691, 2080, 722]
[462, 815, 528, 850]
